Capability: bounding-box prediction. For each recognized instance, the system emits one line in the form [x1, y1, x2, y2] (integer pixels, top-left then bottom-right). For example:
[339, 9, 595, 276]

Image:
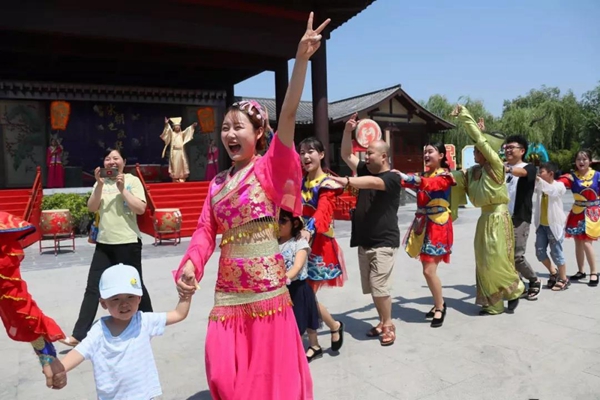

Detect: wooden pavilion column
[274, 61, 289, 122]
[311, 35, 329, 167]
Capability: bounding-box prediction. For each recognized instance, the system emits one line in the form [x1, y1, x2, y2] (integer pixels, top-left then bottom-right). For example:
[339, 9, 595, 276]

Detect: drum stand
[39, 232, 76, 256]
[153, 231, 181, 246]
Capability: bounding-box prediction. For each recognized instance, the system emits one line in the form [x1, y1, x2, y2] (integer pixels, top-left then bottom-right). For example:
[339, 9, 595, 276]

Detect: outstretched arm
[277, 12, 330, 148]
[160, 118, 172, 143]
[330, 175, 387, 191]
[452, 105, 504, 180]
[536, 177, 567, 198]
[166, 296, 192, 326]
[341, 113, 360, 173]
[174, 197, 218, 293]
[556, 174, 573, 190]
[60, 350, 85, 373]
[304, 190, 337, 239]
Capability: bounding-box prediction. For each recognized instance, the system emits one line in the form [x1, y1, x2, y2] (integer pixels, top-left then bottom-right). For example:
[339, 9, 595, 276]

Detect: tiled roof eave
[0, 80, 227, 105]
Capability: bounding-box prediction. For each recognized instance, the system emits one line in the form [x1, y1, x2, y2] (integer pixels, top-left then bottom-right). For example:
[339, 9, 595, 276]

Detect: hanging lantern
[50, 101, 71, 130]
[196, 107, 215, 133]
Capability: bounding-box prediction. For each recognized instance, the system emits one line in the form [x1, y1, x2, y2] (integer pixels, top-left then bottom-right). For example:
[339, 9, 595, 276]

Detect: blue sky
[235, 0, 599, 117]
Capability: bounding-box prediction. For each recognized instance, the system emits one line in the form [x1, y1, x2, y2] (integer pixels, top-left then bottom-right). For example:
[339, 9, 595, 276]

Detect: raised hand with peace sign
[296, 12, 331, 60]
[278, 12, 331, 148]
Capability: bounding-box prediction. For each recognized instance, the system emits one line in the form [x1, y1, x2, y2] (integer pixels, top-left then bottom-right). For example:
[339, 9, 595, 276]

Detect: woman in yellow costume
[450, 105, 525, 315]
[161, 117, 197, 182]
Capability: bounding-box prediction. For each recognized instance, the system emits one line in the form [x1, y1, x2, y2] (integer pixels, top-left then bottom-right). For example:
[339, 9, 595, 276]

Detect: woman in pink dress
[174, 13, 330, 400]
[205, 139, 219, 181]
[46, 137, 64, 188]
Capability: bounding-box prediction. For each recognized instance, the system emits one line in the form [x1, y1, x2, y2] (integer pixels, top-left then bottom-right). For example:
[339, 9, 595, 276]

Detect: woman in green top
[451, 105, 524, 315]
[61, 148, 153, 346]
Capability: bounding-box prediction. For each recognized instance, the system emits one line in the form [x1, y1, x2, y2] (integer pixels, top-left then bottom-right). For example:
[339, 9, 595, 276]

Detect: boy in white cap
[56, 263, 191, 399]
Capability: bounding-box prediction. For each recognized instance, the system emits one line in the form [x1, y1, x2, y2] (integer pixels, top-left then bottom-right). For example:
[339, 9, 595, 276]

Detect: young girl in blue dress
[278, 209, 322, 362]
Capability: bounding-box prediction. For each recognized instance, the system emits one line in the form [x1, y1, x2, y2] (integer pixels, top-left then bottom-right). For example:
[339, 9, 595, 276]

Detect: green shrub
[547, 148, 578, 173]
[41, 193, 93, 234]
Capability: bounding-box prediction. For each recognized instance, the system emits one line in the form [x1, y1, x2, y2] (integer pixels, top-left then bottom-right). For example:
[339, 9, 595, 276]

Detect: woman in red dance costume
[556, 149, 599, 287]
[205, 138, 219, 181]
[0, 211, 67, 389]
[298, 136, 347, 361]
[46, 136, 64, 188]
[394, 142, 455, 328]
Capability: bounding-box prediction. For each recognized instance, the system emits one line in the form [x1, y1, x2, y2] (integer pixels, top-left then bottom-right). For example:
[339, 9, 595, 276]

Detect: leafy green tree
[500, 86, 584, 150]
[580, 83, 600, 156]
[420, 84, 597, 168]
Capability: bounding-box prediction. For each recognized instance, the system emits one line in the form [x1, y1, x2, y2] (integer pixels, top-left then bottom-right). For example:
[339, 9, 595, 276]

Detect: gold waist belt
[481, 204, 508, 214]
[220, 217, 279, 247]
[221, 239, 279, 258]
[214, 285, 287, 307]
[171, 147, 183, 150]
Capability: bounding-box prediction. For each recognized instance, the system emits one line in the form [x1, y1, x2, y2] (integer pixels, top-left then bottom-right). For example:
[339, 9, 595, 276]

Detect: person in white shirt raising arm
[534, 162, 569, 291]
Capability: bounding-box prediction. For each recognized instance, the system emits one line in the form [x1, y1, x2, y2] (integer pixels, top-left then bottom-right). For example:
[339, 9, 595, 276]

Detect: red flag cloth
[0, 212, 65, 343]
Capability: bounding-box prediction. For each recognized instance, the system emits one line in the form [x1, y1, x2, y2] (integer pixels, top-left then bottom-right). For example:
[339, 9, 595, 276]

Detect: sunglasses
[278, 217, 290, 224]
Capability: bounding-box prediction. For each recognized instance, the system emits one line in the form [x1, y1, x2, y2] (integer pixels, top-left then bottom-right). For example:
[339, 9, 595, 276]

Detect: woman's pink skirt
[205, 304, 313, 400]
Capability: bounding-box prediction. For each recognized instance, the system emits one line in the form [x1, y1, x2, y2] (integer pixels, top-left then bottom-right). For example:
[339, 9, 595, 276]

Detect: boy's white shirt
[533, 178, 567, 240]
[74, 311, 167, 400]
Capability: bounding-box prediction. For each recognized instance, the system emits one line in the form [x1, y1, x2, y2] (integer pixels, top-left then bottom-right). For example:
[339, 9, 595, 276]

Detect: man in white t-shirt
[504, 135, 541, 300]
[52, 264, 192, 399]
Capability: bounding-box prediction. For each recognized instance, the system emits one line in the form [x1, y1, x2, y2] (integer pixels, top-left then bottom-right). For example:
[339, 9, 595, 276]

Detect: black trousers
[72, 239, 153, 340]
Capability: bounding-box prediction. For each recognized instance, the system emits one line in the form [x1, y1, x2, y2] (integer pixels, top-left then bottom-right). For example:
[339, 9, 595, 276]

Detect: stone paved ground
[3, 197, 600, 400]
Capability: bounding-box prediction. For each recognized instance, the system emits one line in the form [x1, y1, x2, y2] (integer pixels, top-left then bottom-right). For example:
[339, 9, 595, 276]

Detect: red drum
[153, 208, 182, 233]
[138, 164, 161, 182]
[125, 164, 162, 182]
[40, 209, 74, 236]
[355, 119, 382, 148]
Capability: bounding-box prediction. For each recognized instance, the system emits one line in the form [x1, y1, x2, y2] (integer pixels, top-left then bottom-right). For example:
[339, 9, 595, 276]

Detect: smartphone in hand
[99, 168, 118, 178]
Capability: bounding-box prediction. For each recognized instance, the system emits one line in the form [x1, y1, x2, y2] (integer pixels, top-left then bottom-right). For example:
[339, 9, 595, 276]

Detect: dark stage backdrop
[57, 101, 221, 183]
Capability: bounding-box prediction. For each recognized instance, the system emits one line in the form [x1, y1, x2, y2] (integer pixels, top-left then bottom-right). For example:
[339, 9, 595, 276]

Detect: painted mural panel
[0, 101, 46, 187]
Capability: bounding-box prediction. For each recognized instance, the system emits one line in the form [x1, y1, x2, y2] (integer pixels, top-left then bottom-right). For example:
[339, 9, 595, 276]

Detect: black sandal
[430, 306, 446, 328]
[551, 278, 570, 291]
[547, 272, 558, 289]
[306, 346, 323, 363]
[426, 302, 446, 319]
[331, 321, 344, 352]
[588, 274, 599, 287]
[571, 271, 587, 281]
[527, 279, 541, 301]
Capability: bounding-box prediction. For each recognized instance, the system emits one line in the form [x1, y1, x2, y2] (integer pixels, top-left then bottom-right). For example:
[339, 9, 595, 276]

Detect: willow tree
[500, 86, 584, 151]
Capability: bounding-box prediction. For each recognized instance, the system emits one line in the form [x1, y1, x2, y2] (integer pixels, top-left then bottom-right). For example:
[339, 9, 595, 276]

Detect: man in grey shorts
[335, 114, 401, 347]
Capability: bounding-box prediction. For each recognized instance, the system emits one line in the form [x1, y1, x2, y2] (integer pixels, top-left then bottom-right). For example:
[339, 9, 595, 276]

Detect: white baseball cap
[99, 263, 143, 299]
